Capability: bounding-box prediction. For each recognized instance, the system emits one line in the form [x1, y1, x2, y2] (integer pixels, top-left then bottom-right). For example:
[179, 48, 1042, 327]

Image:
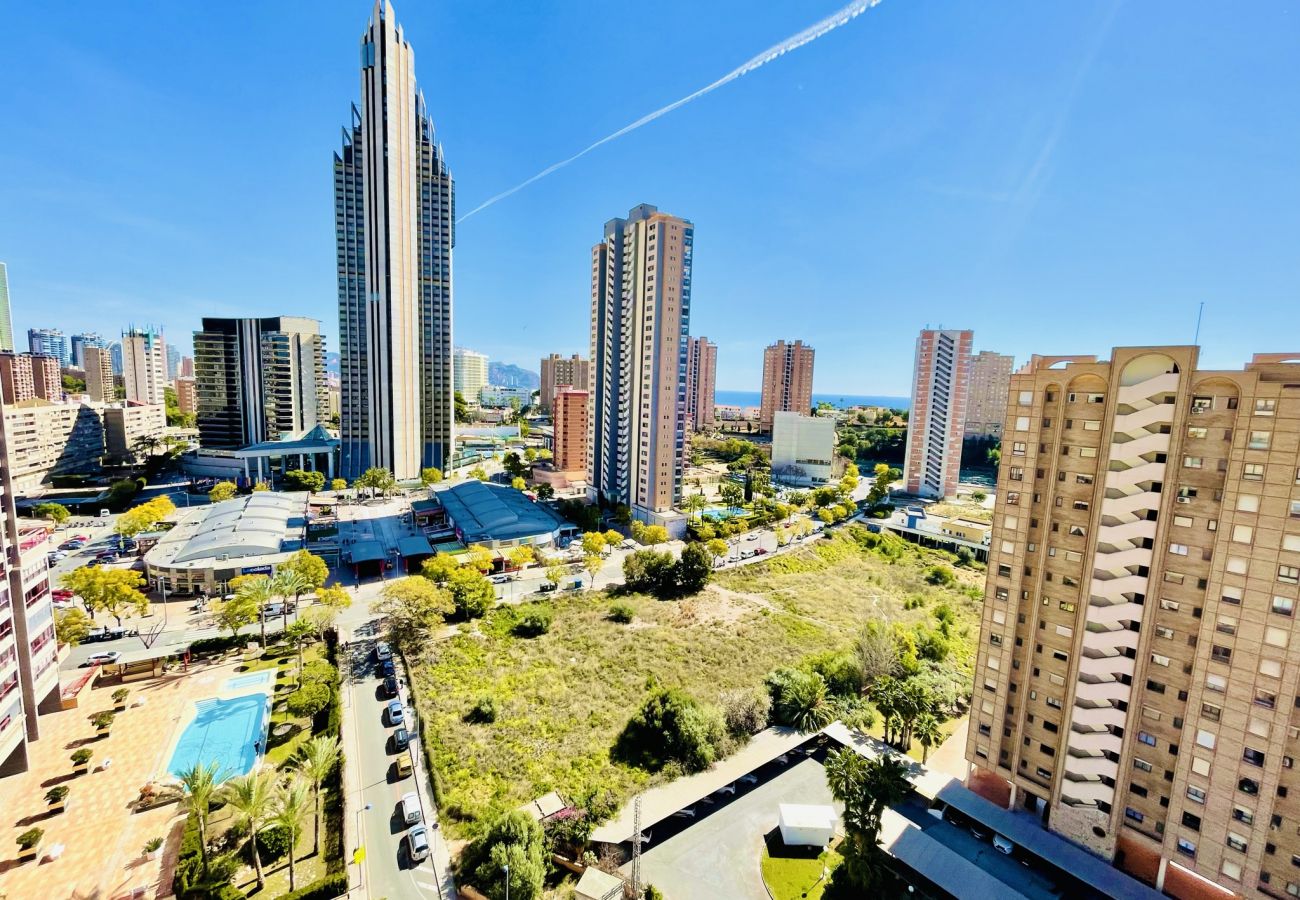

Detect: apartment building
[589, 204, 691, 527]
[103, 404, 168, 465]
[967, 347, 1300, 900]
[174, 376, 196, 415]
[539, 353, 590, 414]
[685, 336, 717, 430]
[552, 386, 588, 476]
[2, 401, 106, 493]
[84, 345, 116, 403]
[453, 348, 489, 405]
[70, 333, 106, 368]
[0, 407, 60, 776]
[771, 411, 836, 486]
[0, 353, 61, 405]
[966, 350, 1015, 437]
[903, 329, 972, 499]
[759, 340, 815, 429]
[121, 327, 167, 405]
[26, 328, 68, 366]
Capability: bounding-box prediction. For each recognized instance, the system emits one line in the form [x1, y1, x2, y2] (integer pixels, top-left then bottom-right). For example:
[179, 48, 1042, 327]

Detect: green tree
[582, 553, 604, 587]
[221, 769, 276, 891]
[209, 481, 238, 503]
[294, 735, 341, 856]
[581, 532, 606, 556]
[507, 545, 535, 571]
[674, 542, 713, 597]
[682, 492, 708, 522]
[706, 538, 729, 564]
[602, 529, 624, 549]
[211, 591, 258, 641]
[502, 452, 527, 479]
[718, 482, 744, 508]
[375, 577, 454, 653]
[643, 524, 669, 546]
[115, 496, 175, 537]
[279, 550, 330, 597]
[544, 564, 568, 589]
[914, 713, 944, 763]
[330, 478, 347, 493]
[421, 467, 444, 485]
[282, 469, 326, 493]
[454, 390, 471, 424]
[421, 553, 459, 583]
[272, 569, 311, 631]
[535, 483, 555, 500]
[55, 607, 92, 646]
[356, 466, 395, 498]
[765, 667, 831, 732]
[511, 476, 527, 491]
[475, 811, 546, 900]
[269, 775, 311, 894]
[466, 544, 496, 574]
[613, 686, 725, 772]
[33, 502, 70, 527]
[178, 762, 220, 880]
[60, 567, 149, 626]
[824, 750, 911, 891]
[866, 463, 892, 507]
[448, 566, 495, 619]
[622, 549, 675, 596]
[284, 619, 314, 685]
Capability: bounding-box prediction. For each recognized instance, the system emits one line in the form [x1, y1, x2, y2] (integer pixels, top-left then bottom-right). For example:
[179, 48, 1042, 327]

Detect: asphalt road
[343, 620, 452, 900]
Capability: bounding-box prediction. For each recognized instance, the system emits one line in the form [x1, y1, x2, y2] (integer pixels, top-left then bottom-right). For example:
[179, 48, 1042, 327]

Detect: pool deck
[0, 656, 256, 900]
[159, 669, 274, 784]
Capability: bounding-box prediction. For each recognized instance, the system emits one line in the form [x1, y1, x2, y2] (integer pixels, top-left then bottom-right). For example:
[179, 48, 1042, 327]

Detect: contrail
[457, 0, 884, 223]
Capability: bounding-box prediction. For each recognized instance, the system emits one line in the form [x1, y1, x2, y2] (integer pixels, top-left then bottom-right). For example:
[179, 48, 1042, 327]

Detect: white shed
[574, 867, 626, 900]
[778, 803, 837, 847]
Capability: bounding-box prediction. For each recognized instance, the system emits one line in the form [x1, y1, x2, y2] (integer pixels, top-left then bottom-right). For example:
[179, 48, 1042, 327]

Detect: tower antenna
[1193, 302, 1205, 346]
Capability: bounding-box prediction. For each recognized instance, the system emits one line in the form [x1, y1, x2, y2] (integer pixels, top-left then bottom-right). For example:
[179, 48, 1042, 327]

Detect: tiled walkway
[0, 658, 246, 900]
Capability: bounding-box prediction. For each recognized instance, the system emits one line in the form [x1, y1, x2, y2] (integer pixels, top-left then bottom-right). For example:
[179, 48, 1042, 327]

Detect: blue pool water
[168, 694, 269, 783]
[225, 671, 274, 691]
[702, 506, 748, 521]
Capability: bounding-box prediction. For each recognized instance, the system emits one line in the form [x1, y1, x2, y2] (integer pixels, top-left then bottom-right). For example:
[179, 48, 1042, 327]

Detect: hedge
[277, 872, 348, 900]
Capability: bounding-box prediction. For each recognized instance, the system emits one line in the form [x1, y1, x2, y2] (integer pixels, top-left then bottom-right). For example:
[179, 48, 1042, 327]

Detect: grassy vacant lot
[761, 840, 843, 900]
[409, 526, 981, 837]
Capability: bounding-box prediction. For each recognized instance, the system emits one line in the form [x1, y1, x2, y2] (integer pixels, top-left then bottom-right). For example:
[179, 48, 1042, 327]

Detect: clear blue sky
[2, 1, 1297, 394]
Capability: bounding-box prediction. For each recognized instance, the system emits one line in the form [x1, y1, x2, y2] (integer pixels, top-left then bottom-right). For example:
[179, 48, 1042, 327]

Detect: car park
[386, 699, 405, 726]
[406, 824, 430, 861]
[393, 727, 410, 750]
[82, 650, 121, 667]
[400, 791, 423, 825]
[383, 675, 399, 697]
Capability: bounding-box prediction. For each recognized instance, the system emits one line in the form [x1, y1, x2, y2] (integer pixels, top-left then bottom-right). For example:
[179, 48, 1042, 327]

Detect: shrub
[765, 667, 831, 731]
[513, 604, 553, 638]
[16, 828, 43, 849]
[285, 683, 331, 718]
[613, 687, 726, 772]
[800, 650, 863, 697]
[71, 748, 93, 765]
[925, 565, 954, 586]
[300, 659, 339, 686]
[954, 546, 974, 567]
[189, 634, 246, 656]
[91, 710, 116, 729]
[144, 836, 163, 853]
[112, 687, 130, 704]
[45, 786, 69, 804]
[970, 490, 987, 503]
[466, 694, 498, 724]
[608, 602, 634, 624]
[254, 823, 292, 861]
[277, 874, 348, 900]
[473, 811, 546, 900]
[719, 687, 771, 738]
[645, 886, 664, 900]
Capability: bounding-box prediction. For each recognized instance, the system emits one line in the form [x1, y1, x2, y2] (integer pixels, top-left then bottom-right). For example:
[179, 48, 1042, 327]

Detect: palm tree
[914, 713, 944, 764]
[270, 775, 311, 893]
[237, 576, 274, 647]
[273, 570, 311, 632]
[824, 749, 911, 889]
[284, 619, 314, 686]
[177, 762, 220, 880]
[221, 770, 276, 891]
[294, 736, 341, 856]
[682, 492, 707, 523]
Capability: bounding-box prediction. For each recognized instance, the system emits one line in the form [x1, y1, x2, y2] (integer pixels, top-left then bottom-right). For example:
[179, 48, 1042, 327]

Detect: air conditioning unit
[1190, 407, 1206, 415]
[1175, 496, 1191, 504]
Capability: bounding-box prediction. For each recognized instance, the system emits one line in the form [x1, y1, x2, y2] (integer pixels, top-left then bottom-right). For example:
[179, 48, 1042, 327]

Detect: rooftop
[434, 480, 569, 544]
[144, 492, 304, 570]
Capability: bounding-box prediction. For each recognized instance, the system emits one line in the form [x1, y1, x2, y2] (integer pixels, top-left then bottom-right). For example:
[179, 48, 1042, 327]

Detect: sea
[713, 390, 910, 410]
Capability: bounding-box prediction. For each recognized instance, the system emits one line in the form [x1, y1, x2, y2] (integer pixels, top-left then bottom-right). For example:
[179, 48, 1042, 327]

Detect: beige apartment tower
[539, 353, 590, 414]
[84, 346, 116, 403]
[904, 328, 972, 499]
[760, 340, 815, 429]
[588, 204, 691, 522]
[121, 327, 167, 405]
[967, 346, 1300, 900]
[552, 386, 588, 475]
[685, 337, 717, 430]
[966, 350, 1014, 437]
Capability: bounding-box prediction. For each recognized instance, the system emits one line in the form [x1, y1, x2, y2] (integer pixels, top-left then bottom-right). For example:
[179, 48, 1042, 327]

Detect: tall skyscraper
[166, 343, 181, 380]
[26, 328, 69, 367]
[903, 328, 972, 499]
[759, 340, 815, 429]
[539, 353, 590, 414]
[336, 0, 454, 480]
[588, 204, 691, 521]
[108, 341, 123, 376]
[70, 332, 106, 368]
[965, 349, 1015, 437]
[685, 336, 717, 430]
[193, 316, 327, 449]
[83, 346, 115, 402]
[453, 348, 489, 404]
[967, 347, 1300, 898]
[121, 327, 167, 405]
[552, 386, 588, 475]
[0, 263, 13, 352]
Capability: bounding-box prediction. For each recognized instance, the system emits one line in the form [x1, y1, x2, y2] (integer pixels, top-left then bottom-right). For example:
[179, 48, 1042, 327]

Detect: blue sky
[2, 1, 1297, 394]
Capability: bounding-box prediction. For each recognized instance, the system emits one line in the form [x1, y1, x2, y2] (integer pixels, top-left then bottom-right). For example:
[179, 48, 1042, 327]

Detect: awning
[879, 809, 1021, 900]
[348, 540, 386, 564]
[397, 535, 434, 558]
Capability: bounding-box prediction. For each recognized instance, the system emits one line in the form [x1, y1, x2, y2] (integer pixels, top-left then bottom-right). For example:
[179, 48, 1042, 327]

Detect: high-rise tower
[588, 204, 691, 521]
[903, 328, 973, 499]
[760, 340, 815, 429]
[336, 0, 454, 480]
[0, 264, 15, 353]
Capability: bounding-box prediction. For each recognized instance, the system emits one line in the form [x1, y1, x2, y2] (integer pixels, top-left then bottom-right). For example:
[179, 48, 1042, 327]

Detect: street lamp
[502, 863, 510, 900]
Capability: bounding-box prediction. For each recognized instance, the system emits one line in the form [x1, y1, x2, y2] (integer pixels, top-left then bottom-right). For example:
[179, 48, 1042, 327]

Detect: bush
[645, 886, 664, 900]
[71, 748, 93, 765]
[801, 650, 863, 697]
[254, 823, 292, 861]
[719, 687, 771, 738]
[613, 687, 726, 772]
[954, 546, 974, 567]
[513, 604, 553, 638]
[300, 659, 339, 686]
[277, 874, 348, 900]
[765, 667, 830, 731]
[466, 694, 498, 724]
[17, 827, 43, 849]
[925, 565, 954, 586]
[189, 634, 246, 656]
[473, 811, 547, 900]
[285, 683, 331, 718]
[608, 602, 635, 624]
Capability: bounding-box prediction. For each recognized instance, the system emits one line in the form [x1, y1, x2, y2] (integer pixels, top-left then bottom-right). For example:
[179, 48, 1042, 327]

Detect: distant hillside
[489, 362, 539, 389]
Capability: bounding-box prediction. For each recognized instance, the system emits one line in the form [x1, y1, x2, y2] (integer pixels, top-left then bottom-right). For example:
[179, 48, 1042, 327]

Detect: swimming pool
[225, 670, 274, 691]
[167, 693, 270, 783]
[702, 506, 748, 521]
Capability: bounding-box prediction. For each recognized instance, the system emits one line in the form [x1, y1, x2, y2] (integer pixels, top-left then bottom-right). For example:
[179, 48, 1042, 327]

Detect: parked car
[992, 834, 1014, 855]
[375, 641, 392, 661]
[82, 650, 122, 667]
[386, 700, 405, 726]
[400, 791, 423, 825]
[490, 574, 510, 584]
[72, 534, 90, 542]
[745, 533, 759, 541]
[969, 823, 990, 841]
[754, 548, 768, 556]
[84, 627, 129, 643]
[395, 755, 413, 779]
[538, 583, 557, 593]
[47, 551, 68, 562]
[383, 675, 399, 698]
[52, 588, 74, 601]
[392, 727, 411, 750]
[407, 824, 430, 861]
[380, 659, 396, 678]
[60, 540, 84, 551]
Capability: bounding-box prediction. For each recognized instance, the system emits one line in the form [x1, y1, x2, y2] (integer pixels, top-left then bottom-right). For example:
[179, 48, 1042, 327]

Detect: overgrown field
[409, 526, 982, 837]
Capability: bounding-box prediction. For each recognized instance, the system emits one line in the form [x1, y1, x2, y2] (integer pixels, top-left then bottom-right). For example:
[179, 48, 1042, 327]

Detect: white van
[401, 791, 423, 825]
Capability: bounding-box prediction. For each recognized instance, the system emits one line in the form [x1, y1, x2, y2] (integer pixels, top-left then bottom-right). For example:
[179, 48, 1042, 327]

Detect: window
[1201, 703, 1221, 721]
[1187, 426, 1208, 438]
[1196, 729, 1216, 750]
[1222, 860, 1242, 881]
[1012, 441, 1027, 456]
[1256, 690, 1278, 709]
[1245, 747, 1267, 767]
[1134, 758, 1154, 773]
[1184, 456, 1204, 469]
[1223, 586, 1243, 605]
[1216, 617, 1238, 635]
[1192, 757, 1212, 776]
[1232, 806, 1254, 825]
[1059, 600, 1076, 613]
[1261, 658, 1283, 678]
[1018, 390, 1033, 406]
[1250, 431, 1273, 450]
[1173, 514, 1193, 527]
[1281, 566, 1300, 585]
[1006, 492, 1020, 505]
[1152, 653, 1171, 667]
[1138, 731, 1157, 747]
[1237, 494, 1260, 513]
[1266, 626, 1290, 649]
[1192, 396, 1213, 411]
[1125, 807, 1145, 823]
[1274, 596, 1295, 617]
[1079, 446, 1097, 458]
[1257, 399, 1277, 416]
[1076, 473, 1094, 485]
[1210, 646, 1232, 664]
[1245, 463, 1266, 481]
[1291, 501, 1300, 519]
[1170, 543, 1189, 556]
[1187, 786, 1207, 804]
[1177, 838, 1196, 858]
[1233, 524, 1255, 544]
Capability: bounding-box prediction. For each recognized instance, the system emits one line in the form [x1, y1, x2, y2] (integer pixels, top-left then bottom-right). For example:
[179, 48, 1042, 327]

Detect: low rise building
[143, 492, 305, 595]
[771, 411, 836, 485]
[173, 376, 196, 415]
[478, 385, 533, 409]
[433, 480, 576, 550]
[938, 516, 992, 545]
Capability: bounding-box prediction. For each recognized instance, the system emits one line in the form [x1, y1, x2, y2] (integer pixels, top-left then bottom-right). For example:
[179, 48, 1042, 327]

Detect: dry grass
[409, 527, 979, 837]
